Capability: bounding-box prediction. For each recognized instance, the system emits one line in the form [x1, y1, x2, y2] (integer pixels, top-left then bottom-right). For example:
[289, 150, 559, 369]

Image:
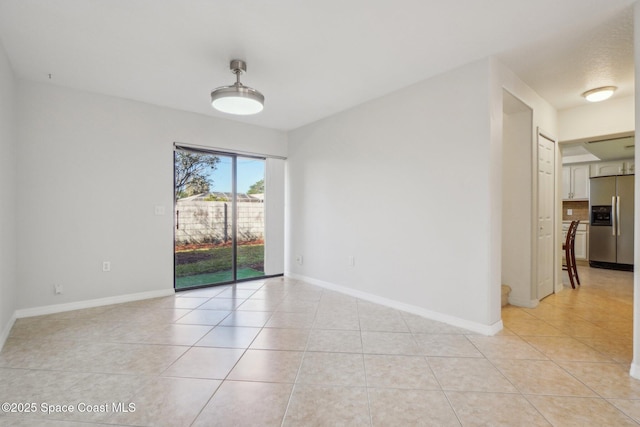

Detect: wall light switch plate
[567, 209, 573, 215]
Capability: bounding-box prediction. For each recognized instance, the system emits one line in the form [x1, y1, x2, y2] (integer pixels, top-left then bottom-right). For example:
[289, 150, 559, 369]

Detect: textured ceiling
[0, 0, 635, 131]
[499, 8, 634, 111]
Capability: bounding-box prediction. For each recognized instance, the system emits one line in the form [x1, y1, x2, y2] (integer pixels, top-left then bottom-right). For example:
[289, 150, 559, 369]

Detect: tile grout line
[504, 312, 615, 403]
[188, 279, 284, 427]
[356, 298, 375, 426]
[279, 282, 322, 427]
[480, 347, 552, 425]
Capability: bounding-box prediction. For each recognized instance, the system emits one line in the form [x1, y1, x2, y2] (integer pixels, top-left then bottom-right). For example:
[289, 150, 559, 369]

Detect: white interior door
[537, 133, 555, 299]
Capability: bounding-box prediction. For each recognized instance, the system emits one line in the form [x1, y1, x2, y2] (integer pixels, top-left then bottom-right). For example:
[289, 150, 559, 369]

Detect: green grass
[174, 244, 265, 289]
[175, 245, 264, 276]
[175, 267, 264, 289]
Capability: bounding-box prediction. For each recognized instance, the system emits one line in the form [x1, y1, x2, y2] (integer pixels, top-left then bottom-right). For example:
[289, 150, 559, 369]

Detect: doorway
[501, 91, 537, 306]
[174, 147, 266, 289]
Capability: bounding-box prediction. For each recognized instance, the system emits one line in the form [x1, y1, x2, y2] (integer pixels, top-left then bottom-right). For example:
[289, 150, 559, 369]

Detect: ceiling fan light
[211, 84, 264, 115]
[210, 59, 265, 115]
[582, 86, 617, 102]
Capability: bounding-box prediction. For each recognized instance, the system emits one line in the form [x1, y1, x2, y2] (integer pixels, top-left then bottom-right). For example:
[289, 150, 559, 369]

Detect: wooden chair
[562, 220, 580, 289]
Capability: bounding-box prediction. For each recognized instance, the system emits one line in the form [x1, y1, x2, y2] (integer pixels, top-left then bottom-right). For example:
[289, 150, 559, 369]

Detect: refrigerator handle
[617, 196, 621, 236]
[612, 196, 616, 236]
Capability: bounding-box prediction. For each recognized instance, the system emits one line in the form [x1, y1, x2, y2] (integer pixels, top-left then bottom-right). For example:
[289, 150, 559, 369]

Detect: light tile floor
[0, 268, 638, 426]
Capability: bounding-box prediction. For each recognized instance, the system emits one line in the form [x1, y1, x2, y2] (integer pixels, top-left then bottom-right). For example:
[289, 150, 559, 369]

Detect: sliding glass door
[236, 157, 266, 280]
[174, 147, 266, 289]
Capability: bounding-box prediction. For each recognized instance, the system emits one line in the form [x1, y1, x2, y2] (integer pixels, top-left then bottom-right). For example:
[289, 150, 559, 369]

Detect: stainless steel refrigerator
[589, 175, 634, 271]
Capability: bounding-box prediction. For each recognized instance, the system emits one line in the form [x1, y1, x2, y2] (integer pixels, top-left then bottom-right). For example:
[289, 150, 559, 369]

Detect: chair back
[565, 220, 580, 248]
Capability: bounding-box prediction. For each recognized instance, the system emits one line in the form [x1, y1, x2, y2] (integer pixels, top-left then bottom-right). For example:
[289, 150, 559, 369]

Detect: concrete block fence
[175, 200, 264, 245]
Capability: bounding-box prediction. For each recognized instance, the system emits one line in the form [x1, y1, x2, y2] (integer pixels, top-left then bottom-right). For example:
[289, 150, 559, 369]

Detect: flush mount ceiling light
[210, 59, 265, 115]
[582, 86, 617, 103]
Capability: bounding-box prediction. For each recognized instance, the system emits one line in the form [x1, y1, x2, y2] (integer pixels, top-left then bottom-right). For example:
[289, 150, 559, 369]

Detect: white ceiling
[562, 134, 635, 163]
[0, 0, 635, 131]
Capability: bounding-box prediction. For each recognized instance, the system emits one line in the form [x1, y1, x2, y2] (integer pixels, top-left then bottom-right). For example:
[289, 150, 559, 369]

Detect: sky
[208, 156, 264, 194]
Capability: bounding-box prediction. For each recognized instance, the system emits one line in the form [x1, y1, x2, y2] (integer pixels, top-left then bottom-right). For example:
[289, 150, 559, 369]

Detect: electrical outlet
[102, 261, 111, 272]
[154, 205, 165, 216]
[295, 255, 303, 265]
[567, 209, 573, 216]
[54, 284, 63, 294]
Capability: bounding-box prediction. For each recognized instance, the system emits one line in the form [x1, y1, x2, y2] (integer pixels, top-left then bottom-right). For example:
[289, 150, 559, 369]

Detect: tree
[184, 176, 210, 196]
[174, 151, 220, 199]
[247, 178, 264, 195]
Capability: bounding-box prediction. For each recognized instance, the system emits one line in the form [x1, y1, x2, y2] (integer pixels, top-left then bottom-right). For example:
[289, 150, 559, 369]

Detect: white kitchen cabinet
[590, 160, 631, 177]
[574, 226, 587, 260]
[562, 164, 590, 200]
[626, 160, 634, 174]
[561, 167, 570, 199]
[562, 221, 588, 261]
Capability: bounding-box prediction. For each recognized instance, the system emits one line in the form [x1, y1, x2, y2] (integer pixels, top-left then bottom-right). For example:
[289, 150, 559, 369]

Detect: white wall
[16, 81, 287, 311]
[502, 95, 533, 305]
[287, 59, 498, 330]
[0, 41, 17, 346]
[558, 95, 634, 142]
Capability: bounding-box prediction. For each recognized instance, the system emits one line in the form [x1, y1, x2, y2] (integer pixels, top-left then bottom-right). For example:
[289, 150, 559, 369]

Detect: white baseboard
[507, 295, 539, 308]
[14, 288, 175, 319]
[286, 272, 503, 336]
[630, 362, 640, 379]
[0, 311, 17, 352]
